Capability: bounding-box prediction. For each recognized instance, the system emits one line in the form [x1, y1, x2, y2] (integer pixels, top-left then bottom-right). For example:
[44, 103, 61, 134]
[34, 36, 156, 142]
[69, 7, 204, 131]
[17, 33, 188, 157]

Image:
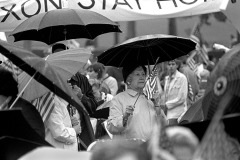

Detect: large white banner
[221, 0, 240, 34]
[0, 0, 225, 32]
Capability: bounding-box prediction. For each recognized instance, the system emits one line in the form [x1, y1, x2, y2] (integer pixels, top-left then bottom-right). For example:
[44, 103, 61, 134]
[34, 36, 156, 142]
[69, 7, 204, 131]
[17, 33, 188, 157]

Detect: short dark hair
[51, 43, 68, 53]
[0, 67, 18, 97]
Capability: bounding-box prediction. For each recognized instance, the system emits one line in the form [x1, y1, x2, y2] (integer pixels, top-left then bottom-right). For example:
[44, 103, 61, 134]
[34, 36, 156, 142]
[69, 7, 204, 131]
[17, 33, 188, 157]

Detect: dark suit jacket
[70, 72, 98, 116]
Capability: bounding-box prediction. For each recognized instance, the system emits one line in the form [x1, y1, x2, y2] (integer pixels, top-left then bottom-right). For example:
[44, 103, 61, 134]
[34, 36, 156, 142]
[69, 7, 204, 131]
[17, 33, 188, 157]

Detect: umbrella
[181, 114, 240, 144]
[178, 96, 204, 124]
[179, 44, 240, 123]
[9, 8, 122, 45]
[0, 136, 51, 160]
[201, 44, 240, 120]
[98, 34, 196, 67]
[18, 48, 91, 101]
[0, 109, 50, 145]
[0, 40, 95, 148]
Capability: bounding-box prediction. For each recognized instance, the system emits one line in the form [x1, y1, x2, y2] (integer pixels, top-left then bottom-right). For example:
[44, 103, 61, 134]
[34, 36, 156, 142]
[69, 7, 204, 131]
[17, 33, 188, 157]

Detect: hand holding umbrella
[123, 105, 135, 127]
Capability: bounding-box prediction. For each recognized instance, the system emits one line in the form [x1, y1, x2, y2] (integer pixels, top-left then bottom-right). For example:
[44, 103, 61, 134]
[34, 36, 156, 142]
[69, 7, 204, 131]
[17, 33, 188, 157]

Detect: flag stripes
[190, 23, 201, 45]
[32, 92, 55, 122]
[188, 82, 194, 106]
[144, 67, 158, 99]
[0, 60, 22, 76]
[187, 57, 197, 72]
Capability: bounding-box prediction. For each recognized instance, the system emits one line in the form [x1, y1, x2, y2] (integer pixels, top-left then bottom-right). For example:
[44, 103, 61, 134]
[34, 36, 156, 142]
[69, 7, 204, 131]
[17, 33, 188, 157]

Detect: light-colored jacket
[45, 96, 78, 151]
[107, 89, 159, 141]
[103, 76, 118, 96]
[163, 70, 188, 121]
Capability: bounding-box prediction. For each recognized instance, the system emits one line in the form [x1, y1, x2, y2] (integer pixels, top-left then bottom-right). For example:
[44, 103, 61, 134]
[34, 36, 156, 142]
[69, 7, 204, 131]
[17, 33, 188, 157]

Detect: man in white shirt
[162, 60, 188, 125]
[45, 94, 80, 151]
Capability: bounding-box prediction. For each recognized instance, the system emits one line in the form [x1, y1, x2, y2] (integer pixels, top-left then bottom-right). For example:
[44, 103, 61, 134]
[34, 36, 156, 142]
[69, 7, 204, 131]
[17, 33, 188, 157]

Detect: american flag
[31, 92, 55, 122]
[0, 59, 22, 77]
[144, 66, 159, 100]
[188, 82, 194, 106]
[187, 50, 198, 72]
[190, 23, 202, 46]
[190, 22, 209, 65]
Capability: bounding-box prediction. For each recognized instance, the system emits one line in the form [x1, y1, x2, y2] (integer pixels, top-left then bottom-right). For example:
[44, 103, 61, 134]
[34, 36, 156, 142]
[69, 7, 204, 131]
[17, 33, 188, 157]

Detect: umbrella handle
[9, 72, 37, 109]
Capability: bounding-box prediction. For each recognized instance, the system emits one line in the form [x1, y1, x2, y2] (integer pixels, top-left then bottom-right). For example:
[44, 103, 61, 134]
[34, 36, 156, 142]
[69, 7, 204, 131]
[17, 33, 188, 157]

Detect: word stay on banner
[0, 0, 225, 32]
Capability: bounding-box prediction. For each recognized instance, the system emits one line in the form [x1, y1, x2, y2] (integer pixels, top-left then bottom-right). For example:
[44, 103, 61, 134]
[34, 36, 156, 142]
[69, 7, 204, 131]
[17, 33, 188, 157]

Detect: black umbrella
[0, 108, 51, 160]
[0, 109, 50, 145]
[9, 8, 121, 45]
[0, 136, 51, 160]
[181, 113, 240, 142]
[0, 40, 95, 149]
[98, 34, 196, 67]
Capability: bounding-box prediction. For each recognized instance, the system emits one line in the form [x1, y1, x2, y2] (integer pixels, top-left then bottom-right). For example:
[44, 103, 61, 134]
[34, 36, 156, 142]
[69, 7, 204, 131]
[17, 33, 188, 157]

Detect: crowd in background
[0, 40, 230, 160]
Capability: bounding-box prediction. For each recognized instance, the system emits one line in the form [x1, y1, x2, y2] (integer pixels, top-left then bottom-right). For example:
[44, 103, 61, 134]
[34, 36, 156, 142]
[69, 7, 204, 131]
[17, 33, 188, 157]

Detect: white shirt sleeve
[46, 96, 77, 144]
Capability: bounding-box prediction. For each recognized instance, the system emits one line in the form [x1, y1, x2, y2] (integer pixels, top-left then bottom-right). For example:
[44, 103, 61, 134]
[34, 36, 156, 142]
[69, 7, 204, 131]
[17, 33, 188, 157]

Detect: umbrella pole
[9, 72, 37, 109]
[133, 57, 160, 107]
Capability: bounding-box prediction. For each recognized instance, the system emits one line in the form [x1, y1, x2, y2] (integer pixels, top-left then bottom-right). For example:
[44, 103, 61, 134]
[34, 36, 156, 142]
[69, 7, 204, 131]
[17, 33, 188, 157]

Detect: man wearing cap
[106, 63, 161, 141]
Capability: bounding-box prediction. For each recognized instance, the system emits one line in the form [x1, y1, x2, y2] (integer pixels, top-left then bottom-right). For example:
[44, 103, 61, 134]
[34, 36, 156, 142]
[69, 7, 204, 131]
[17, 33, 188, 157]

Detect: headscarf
[122, 63, 146, 83]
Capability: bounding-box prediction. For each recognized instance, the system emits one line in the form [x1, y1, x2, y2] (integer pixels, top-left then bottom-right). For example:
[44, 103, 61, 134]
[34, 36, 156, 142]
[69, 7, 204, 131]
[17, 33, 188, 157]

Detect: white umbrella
[221, 0, 240, 34]
[18, 48, 91, 101]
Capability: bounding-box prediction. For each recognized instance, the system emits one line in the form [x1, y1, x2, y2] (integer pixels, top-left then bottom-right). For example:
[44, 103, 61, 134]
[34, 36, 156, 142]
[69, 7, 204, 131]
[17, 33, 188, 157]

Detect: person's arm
[107, 78, 118, 96]
[71, 73, 98, 116]
[46, 97, 77, 144]
[81, 79, 98, 116]
[165, 76, 188, 109]
[106, 98, 125, 134]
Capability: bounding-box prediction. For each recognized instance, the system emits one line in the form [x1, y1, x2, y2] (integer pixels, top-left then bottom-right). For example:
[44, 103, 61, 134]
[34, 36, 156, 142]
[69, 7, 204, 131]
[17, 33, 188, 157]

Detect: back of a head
[0, 67, 18, 97]
[166, 126, 199, 151]
[91, 139, 150, 160]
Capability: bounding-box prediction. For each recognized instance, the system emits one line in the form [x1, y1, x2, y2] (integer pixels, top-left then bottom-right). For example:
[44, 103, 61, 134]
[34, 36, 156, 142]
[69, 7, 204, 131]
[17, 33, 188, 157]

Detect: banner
[0, 0, 225, 32]
[221, 0, 240, 34]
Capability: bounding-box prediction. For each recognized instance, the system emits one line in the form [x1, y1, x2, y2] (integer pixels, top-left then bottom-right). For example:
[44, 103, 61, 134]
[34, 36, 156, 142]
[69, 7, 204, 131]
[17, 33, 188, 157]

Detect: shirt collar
[166, 70, 178, 80]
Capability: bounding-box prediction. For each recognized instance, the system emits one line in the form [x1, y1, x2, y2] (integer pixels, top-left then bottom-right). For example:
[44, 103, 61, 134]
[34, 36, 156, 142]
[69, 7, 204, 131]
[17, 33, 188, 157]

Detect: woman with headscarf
[106, 63, 161, 141]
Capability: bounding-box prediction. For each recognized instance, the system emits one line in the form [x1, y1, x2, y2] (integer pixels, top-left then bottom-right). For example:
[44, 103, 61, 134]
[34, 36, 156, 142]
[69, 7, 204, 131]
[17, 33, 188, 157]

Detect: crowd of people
[0, 40, 234, 160]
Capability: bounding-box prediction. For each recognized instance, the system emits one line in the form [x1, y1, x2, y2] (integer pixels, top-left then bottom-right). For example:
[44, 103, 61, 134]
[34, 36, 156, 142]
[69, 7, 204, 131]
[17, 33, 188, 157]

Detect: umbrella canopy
[181, 113, 240, 143]
[179, 44, 240, 123]
[0, 40, 95, 147]
[0, 136, 51, 160]
[9, 8, 122, 45]
[98, 34, 196, 67]
[18, 48, 91, 101]
[0, 109, 50, 146]
[201, 44, 240, 120]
